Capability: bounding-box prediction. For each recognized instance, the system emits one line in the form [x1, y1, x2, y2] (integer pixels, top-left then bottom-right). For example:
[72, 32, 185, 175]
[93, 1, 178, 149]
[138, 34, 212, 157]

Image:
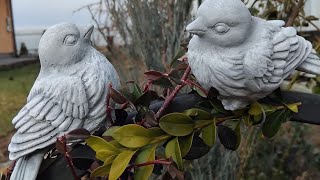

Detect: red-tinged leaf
[152, 77, 174, 88]
[66, 129, 90, 140]
[56, 138, 71, 154]
[134, 90, 159, 107]
[144, 71, 164, 81]
[175, 62, 188, 71]
[109, 87, 128, 104]
[170, 48, 187, 67]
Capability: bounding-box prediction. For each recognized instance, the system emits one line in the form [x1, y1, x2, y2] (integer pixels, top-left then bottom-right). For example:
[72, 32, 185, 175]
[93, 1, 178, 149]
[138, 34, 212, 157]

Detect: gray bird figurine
[8, 23, 120, 180]
[187, 0, 320, 110]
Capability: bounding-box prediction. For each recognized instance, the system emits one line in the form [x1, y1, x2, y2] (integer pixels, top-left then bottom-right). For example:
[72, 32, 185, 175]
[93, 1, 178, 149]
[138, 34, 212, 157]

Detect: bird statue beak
[186, 19, 206, 36]
[84, 25, 94, 40]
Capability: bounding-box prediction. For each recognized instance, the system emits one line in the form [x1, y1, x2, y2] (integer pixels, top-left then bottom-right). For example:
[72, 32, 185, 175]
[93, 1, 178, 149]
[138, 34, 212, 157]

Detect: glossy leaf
[104, 154, 117, 165]
[103, 126, 121, 137]
[201, 121, 216, 147]
[129, 82, 143, 99]
[91, 164, 111, 178]
[85, 136, 119, 153]
[134, 90, 159, 107]
[178, 133, 194, 157]
[184, 136, 210, 160]
[152, 77, 174, 88]
[144, 70, 164, 81]
[66, 129, 90, 140]
[170, 48, 186, 67]
[72, 157, 95, 170]
[248, 101, 263, 116]
[109, 150, 136, 180]
[262, 109, 293, 138]
[134, 146, 156, 180]
[285, 102, 301, 113]
[159, 113, 195, 136]
[96, 150, 117, 161]
[183, 108, 212, 120]
[112, 124, 153, 148]
[109, 87, 128, 104]
[217, 125, 238, 151]
[165, 137, 183, 170]
[210, 99, 231, 114]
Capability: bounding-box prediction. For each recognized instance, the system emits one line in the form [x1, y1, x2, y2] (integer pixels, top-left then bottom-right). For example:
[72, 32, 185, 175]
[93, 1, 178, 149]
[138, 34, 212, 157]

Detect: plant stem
[127, 159, 172, 171]
[135, 159, 172, 167]
[155, 66, 191, 120]
[106, 83, 113, 123]
[185, 79, 208, 96]
[58, 136, 80, 180]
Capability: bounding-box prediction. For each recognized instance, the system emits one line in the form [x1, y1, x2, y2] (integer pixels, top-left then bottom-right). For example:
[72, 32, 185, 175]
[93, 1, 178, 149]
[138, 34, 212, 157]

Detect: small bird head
[186, 0, 253, 47]
[38, 23, 94, 68]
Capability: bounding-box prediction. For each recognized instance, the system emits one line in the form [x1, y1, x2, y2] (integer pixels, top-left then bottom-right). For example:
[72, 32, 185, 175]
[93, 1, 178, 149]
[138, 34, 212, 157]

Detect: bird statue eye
[63, 35, 78, 46]
[213, 23, 230, 34]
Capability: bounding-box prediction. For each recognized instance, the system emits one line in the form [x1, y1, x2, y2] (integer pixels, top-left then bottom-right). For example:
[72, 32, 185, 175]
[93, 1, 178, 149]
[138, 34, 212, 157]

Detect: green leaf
[262, 109, 293, 138]
[85, 136, 119, 153]
[112, 124, 153, 148]
[159, 113, 195, 136]
[148, 127, 166, 137]
[103, 126, 121, 137]
[249, 101, 263, 116]
[129, 82, 143, 99]
[109, 140, 125, 149]
[91, 164, 111, 178]
[96, 150, 118, 162]
[165, 137, 183, 170]
[134, 90, 159, 107]
[235, 122, 241, 150]
[109, 150, 136, 180]
[134, 146, 156, 180]
[104, 154, 117, 165]
[217, 125, 238, 151]
[152, 77, 174, 88]
[201, 121, 216, 147]
[178, 133, 194, 157]
[210, 99, 231, 114]
[184, 136, 210, 160]
[183, 108, 212, 120]
[109, 87, 128, 104]
[170, 48, 187, 67]
[285, 102, 301, 113]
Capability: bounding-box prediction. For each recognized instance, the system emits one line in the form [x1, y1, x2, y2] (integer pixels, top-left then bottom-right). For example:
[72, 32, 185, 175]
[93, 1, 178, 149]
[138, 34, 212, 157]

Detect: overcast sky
[12, 0, 97, 29]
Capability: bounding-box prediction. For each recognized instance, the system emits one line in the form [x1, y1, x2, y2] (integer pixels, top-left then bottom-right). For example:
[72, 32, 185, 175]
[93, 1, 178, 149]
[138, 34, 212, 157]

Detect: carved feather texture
[9, 46, 120, 161]
[187, 5, 320, 110]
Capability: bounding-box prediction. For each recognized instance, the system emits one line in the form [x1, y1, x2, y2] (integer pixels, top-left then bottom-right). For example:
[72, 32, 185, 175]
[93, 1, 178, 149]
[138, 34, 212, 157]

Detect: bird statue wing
[8, 76, 89, 160]
[243, 25, 312, 92]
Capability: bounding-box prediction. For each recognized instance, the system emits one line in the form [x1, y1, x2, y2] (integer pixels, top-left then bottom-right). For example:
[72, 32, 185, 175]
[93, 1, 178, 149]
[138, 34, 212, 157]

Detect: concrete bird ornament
[8, 23, 120, 180]
[187, 0, 320, 110]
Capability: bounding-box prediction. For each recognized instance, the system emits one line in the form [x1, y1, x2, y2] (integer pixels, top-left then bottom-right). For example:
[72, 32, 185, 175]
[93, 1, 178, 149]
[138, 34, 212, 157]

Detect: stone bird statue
[8, 23, 120, 180]
[187, 0, 320, 110]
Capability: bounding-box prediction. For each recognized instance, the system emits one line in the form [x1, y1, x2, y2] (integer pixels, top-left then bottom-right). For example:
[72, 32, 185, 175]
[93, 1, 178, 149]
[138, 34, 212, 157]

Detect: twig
[126, 158, 172, 171]
[5, 161, 16, 179]
[285, 0, 304, 27]
[185, 79, 208, 96]
[155, 66, 191, 119]
[106, 84, 113, 123]
[58, 136, 79, 180]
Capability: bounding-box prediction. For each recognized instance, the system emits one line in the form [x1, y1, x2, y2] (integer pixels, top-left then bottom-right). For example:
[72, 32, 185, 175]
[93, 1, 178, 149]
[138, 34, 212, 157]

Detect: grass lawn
[0, 64, 39, 135]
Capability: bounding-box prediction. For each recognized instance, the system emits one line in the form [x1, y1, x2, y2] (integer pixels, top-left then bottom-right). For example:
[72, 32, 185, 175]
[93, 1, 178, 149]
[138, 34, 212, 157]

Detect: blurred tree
[79, 0, 194, 71]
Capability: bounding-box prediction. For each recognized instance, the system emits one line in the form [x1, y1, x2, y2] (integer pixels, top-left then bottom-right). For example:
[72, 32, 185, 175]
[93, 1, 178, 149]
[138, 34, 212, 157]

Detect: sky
[12, 0, 97, 29]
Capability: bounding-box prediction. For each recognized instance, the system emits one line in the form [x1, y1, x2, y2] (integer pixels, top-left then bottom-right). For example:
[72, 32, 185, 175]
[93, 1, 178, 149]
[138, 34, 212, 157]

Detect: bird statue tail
[297, 50, 320, 75]
[10, 152, 44, 180]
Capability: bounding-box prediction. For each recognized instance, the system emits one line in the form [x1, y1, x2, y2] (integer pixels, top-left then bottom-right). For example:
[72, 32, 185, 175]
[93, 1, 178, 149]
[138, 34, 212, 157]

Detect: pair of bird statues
[8, 0, 320, 179]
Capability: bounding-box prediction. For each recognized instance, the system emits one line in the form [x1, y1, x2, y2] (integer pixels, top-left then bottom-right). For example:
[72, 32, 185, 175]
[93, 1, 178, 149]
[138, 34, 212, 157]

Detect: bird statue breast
[187, 0, 320, 110]
[8, 23, 120, 180]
